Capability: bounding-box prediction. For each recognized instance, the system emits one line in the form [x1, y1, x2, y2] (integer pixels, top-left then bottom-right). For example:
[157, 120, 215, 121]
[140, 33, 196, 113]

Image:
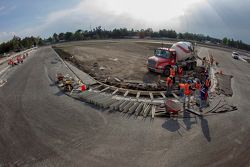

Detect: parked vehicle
[232, 51, 239, 59]
[147, 41, 197, 76]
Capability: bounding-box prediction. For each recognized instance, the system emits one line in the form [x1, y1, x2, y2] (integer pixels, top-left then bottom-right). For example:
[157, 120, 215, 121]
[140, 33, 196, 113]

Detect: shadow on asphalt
[183, 111, 192, 130]
[162, 119, 180, 132]
[200, 115, 211, 142]
[49, 83, 56, 87]
[162, 115, 211, 142]
[54, 91, 64, 96]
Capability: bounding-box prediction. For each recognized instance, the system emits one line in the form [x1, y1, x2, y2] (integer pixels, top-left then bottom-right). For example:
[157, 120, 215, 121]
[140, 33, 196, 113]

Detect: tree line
[43, 26, 250, 51]
[0, 36, 43, 54]
[1, 26, 250, 55]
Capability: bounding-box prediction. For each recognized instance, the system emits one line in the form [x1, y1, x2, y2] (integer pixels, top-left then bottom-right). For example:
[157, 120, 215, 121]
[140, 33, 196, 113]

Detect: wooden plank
[135, 102, 144, 116]
[128, 102, 139, 114]
[172, 92, 179, 99]
[114, 100, 126, 110]
[156, 107, 166, 113]
[124, 90, 129, 97]
[136, 91, 141, 99]
[151, 105, 156, 119]
[103, 99, 118, 109]
[123, 101, 135, 113]
[112, 88, 119, 95]
[149, 92, 154, 101]
[141, 104, 148, 116]
[109, 100, 123, 110]
[119, 100, 130, 111]
[114, 77, 121, 82]
[100, 86, 110, 92]
[92, 84, 102, 90]
[186, 108, 202, 116]
[143, 105, 151, 118]
[160, 92, 166, 98]
[124, 80, 143, 84]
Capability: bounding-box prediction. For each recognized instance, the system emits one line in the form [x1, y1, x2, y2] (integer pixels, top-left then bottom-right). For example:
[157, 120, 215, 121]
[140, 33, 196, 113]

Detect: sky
[0, 0, 250, 44]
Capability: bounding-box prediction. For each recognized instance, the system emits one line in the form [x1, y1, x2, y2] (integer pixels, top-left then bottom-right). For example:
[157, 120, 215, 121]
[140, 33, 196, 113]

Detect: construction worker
[166, 76, 173, 96]
[178, 66, 184, 83]
[170, 66, 176, 84]
[157, 74, 161, 87]
[184, 80, 194, 108]
[179, 81, 185, 103]
[8, 59, 14, 66]
[199, 86, 209, 111]
[195, 79, 202, 99]
[205, 77, 211, 91]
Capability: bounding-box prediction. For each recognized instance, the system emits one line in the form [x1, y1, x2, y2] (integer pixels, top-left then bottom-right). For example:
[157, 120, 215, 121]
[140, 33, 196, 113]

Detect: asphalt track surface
[0, 46, 249, 167]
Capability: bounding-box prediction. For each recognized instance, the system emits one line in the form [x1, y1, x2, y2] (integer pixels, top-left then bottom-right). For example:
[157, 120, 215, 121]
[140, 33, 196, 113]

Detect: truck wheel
[164, 67, 170, 76]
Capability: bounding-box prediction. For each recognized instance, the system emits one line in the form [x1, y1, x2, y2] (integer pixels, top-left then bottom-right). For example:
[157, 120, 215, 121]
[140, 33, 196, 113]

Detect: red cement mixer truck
[147, 41, 197, 76]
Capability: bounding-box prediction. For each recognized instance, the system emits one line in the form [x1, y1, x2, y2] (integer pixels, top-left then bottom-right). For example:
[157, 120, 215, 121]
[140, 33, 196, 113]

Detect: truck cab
[147, 48, 177, 75]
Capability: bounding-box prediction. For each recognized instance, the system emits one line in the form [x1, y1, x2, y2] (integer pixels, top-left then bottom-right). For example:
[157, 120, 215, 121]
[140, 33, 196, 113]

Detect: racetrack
[0, 42, 249, 167]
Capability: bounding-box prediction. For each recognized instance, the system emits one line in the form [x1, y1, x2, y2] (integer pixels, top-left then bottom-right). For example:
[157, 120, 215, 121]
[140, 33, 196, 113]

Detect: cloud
[5, 0, 250, 43]
[0, 5, 16, 16]
[0, 6, 5, 11]
[175, 0, 250, 42]
[0, 31, 16, 43]
[20, 0, 146, 38]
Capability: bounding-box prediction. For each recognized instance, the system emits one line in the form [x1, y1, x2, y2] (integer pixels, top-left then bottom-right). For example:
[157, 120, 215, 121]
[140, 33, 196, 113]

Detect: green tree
[53, 33, 59, 43]
[64, 32, 74, 41]
[74, 29, 84, 40]
[58, 33, 65, 41]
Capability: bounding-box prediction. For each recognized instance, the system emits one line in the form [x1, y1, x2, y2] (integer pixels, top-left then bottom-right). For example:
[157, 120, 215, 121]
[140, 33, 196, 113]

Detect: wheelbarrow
[165, 99, 182, 116]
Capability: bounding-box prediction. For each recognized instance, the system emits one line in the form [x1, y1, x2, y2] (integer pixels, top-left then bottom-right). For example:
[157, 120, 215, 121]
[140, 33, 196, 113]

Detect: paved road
[0, 46, 249, 167]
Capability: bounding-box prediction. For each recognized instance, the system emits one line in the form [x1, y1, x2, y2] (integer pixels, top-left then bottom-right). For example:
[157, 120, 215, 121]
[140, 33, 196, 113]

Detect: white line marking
[239, 56, 247, 63]
[0, 66, 10, 76]
[0, 80, 7, 87]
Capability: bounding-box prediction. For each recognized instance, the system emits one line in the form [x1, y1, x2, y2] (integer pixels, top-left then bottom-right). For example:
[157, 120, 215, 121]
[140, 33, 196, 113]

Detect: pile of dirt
[215, 73, 233, 96]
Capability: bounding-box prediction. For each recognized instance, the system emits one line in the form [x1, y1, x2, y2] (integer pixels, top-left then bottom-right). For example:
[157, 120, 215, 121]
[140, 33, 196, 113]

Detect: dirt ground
[215, 73, 233, 96]
[54, 40, 234, 95]
[54, 40, 173, 85]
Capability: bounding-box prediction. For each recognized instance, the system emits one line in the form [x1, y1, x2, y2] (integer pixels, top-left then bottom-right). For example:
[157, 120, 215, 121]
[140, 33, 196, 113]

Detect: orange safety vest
[184, 83, 191, 95]
[170, 68, 176, 77]
[195, 82, 201, 90]
[166, 77, 173, 86]
[179, 83, 185, 89]
[205, 79, 211, 88]
[178, 67, 183, 76]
